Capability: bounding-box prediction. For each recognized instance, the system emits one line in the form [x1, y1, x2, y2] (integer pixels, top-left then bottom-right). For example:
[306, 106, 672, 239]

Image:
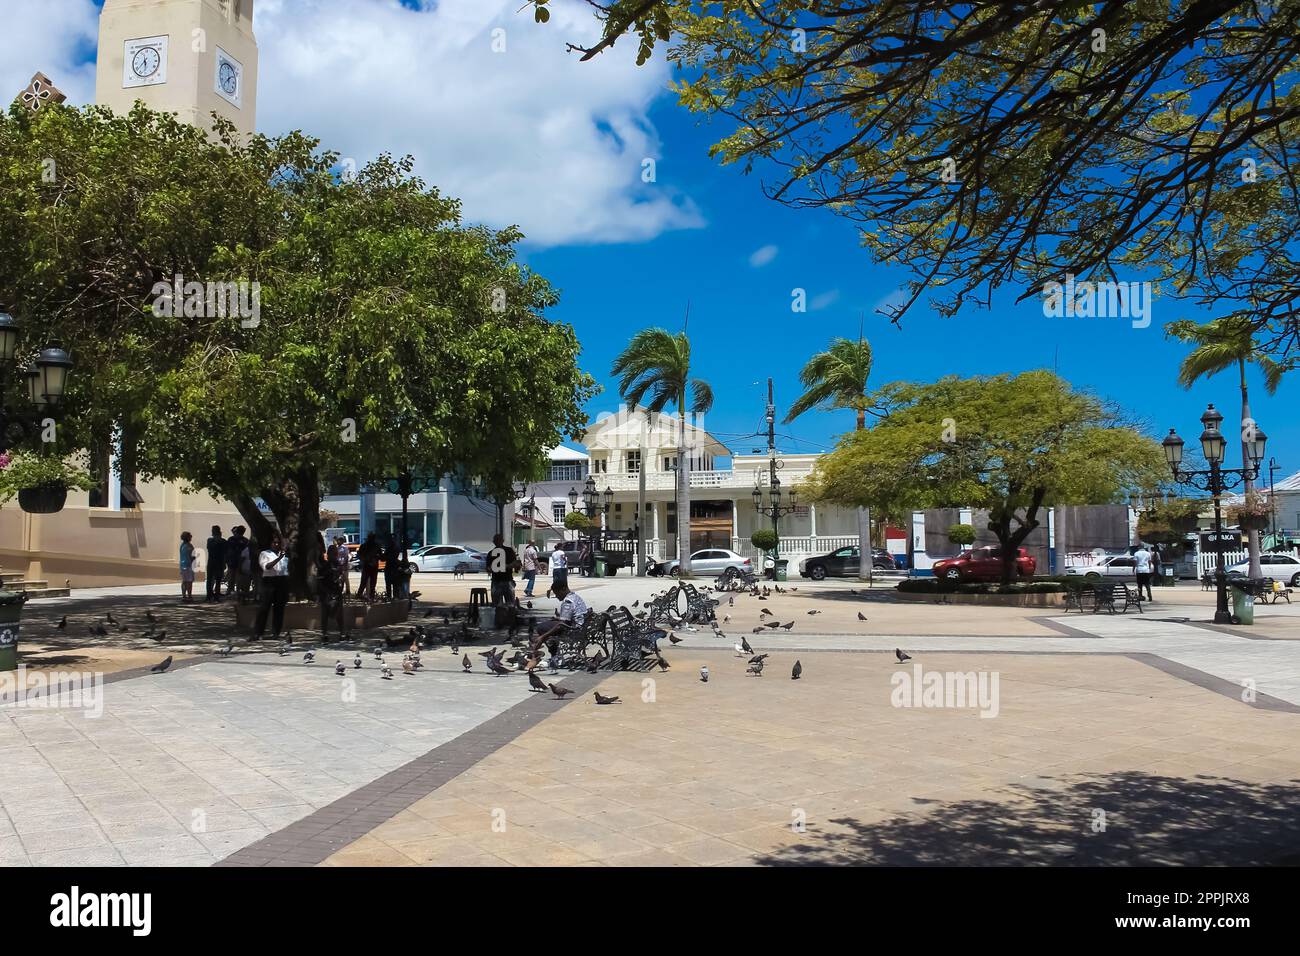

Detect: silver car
[661, 549, 752, 577]
[409, 545, 486, 573]
[1226, 552, 1300, 586]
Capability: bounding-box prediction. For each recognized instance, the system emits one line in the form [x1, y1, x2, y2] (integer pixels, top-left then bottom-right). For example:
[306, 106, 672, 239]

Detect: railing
[731, 535, 859, 562]
[603, 464, 817, 493]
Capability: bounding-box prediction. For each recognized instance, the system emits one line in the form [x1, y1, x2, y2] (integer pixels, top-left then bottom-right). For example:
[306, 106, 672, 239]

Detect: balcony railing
[603, 464, 816, 493]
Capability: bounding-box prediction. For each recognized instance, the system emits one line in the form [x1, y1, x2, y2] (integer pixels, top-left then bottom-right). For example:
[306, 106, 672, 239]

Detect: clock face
[219, 61, 238, 95]
[132, 47, 160, 78]
[213, 47, 243, 107]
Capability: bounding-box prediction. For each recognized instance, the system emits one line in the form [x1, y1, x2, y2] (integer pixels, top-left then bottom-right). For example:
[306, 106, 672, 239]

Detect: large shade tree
[539, 1, 1300, 364]
[610, 328, 713, 576]
[0, 103, 595, 596]
[803, 371, 1167, 583]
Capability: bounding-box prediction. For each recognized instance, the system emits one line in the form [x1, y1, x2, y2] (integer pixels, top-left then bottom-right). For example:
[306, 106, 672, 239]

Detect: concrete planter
[894, 589, 1067, 607]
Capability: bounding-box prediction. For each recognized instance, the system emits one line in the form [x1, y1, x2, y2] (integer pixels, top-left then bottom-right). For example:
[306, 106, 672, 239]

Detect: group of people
[177, 525, 255, 604]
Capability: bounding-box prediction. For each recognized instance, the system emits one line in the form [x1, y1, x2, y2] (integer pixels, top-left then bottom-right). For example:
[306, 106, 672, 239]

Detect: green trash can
[1230, 582, 1255, 625]
[594, 558, 605, 578]
[0, 591, 25, 673]
[775, 560, 789, 582]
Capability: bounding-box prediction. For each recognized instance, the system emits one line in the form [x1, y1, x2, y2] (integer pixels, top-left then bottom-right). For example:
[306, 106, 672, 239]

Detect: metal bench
[676, 582, 719, 625]
[550, 610, 609, 668]
[1094, 581, 1143, 614]
[607, 605, 665, 670]
[1063, 587, 1095, 613]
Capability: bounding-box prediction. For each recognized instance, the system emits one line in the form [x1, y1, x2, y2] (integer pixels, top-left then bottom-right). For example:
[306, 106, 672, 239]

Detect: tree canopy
[540, 1, 1300, 365]
[0, 102, 596, 593]
[804, 370, 1167, 580]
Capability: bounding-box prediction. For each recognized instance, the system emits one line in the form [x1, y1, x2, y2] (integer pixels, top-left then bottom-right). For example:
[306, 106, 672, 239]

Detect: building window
[662, 455, 677, 472]
[548, 463, 581, 482]
[625, 450, 641, 474]
[591, 458, 608, 474]
[552, 502, 567, 524]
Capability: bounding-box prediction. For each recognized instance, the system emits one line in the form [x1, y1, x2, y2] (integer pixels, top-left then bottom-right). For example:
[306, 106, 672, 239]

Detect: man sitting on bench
[533, 580, 589, 654]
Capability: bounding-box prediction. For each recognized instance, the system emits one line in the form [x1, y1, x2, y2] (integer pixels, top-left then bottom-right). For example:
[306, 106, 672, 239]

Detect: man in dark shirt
[225, 526, 248, 598]
[486, 533, 518, 607]
[205, 525, 227, 603]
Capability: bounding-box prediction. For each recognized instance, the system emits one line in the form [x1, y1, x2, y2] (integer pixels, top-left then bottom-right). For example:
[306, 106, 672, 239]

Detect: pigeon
[488, 658, 512, 676]
[90, 624, 109, 637]
[478, 647, 498, 659]
[528, 670, 548, 693]
[373, 646, 384, 660]
[764, 620, 782, 629]
[700, 665, 709, 683]
[56, 615, 67, 630]
[792, 659, 802, 680]
[547, 655, 561, 674]
[752, 626, 765, 635]
[722, 614, 731, 624]
[632, 600, 639, 608]
[402, 659, 415, 675]
[728, 596, 735, 607]
[747, 661, 765, 676]
[668, 634, 683, 645]
[655, 654, 670, 671]
[807, 609, 822, 615]
[748, 653, 769, 665]
[858, 612, 868, 621]
[106, 612, 119, 626]
[549, 683, 574, 699]
[381, 664, 393, 680]
[304, 650, 316, 664]
[334, 660, 345, 675]
[734, 643, 747, 657]
[462, 654, 472, 672]
[760, 608, 773, 617]
[593, 690, 621, 705]
[353, 653, 362, 670]
[741, 636, 754, 654]
[150, 656, 173, 674]
[219, 641, 234, 657]
[151, 629, 167, 644]
[780, 621, 794, 631]
[896, 648, 912, 662]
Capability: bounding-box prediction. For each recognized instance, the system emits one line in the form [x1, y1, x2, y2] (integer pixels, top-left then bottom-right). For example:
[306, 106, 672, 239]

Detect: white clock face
[132, 48, 160, 78]
[213, 47, 243, 108]
[123, 36, 168, 88]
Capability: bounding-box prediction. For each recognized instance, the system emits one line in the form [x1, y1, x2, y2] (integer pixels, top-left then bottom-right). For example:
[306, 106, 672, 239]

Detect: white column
[732, 498, 739, 541]
[107, 433, 122, 511]
[652, 503, 659, 545]
[810, 503, 817, 539]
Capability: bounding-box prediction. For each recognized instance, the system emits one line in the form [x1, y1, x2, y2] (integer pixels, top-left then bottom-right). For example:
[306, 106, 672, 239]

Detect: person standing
[225, 526, 248, 599]
[178, 531, 196, 602]
[254, 530, 290, 641]
[357, 532, 380, 602]
[1133, 543, 1154, 601]
[204, 525, 227, 603]
[521, 540, 540, 598]
[383, 541, 404, 600]
[320, 533, 346, 636]
[547, 540, 568, 598]
[332, 536, 352, 596]
[486, 533, 518, 607]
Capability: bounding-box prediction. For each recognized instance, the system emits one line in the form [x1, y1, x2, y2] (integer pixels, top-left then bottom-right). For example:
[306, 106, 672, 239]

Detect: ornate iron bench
[1094, 582, 1143, 614]
[607, 605, 664, 670]
[550, 609, 609, 667]
[1062, 586, 1095, 613]
[676, 582, 719, 625]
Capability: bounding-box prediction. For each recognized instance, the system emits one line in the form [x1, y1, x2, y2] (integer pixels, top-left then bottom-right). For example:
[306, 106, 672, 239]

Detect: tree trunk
[261, 466, 321, 600]
[989, 494, 1043, 585]
[228, 491, 275, 546]
[678, 403, 691, 578]
[1240, 359, 1262, 580]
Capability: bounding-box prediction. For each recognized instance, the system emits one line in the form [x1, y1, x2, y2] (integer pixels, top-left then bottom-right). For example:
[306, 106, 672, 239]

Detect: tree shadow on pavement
[759, 771, 1300, 865]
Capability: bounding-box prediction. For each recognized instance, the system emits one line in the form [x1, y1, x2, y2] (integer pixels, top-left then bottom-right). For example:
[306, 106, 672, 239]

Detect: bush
[896, 578, 1066, 595]
[563, 511, 592, 532]
[750, 528, 778, 552]
[947, 523, 976, 546]
[0, 451, 97, 504]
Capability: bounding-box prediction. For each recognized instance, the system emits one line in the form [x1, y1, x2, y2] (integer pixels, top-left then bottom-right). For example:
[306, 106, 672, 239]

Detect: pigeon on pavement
[334, 660, 346, 675]
[150, 656, 173, 674]
[549, 683, 574, 699]
[593, 690, 621, 705]
[353, 653, 362, 669]
[896, 648, 912, 662]
[792, 659, 802, 680]
[741, 637, 754, 654]
[528, 670, 548, 693]
[304, 651, 316, 664]
[462, 654, 472, 672]
[56, 616, 67, 630]
[381, 664, 393, 680]
[858, 612, 868, 621]
[668, 634, 683, 644]
[699, 665, 709, 683]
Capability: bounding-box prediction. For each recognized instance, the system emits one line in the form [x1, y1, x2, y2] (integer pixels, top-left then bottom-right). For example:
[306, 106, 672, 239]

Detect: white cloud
[254, 0, 703, 246]
[0, 0, 703, 249]
[748, 244, 778, 267]
[810, 289, 841, 311]
[0, 0, 99, 108]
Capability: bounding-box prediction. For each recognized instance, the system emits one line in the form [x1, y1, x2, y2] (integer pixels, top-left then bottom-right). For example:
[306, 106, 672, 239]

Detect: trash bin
[478, 604, 497, 631]
[1230, 582, 1255, 625]
[594, 558, 605, 578]
[0, 591, 24, 673]
[775, 560, 789, 583]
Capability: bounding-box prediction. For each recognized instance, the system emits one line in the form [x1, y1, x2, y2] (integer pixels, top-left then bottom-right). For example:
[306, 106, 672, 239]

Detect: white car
[661, 549, 752, 577]
[1064, 555, 1139, 581]
[408, 545, 486, 573]
[1225, 552, 1300, 586]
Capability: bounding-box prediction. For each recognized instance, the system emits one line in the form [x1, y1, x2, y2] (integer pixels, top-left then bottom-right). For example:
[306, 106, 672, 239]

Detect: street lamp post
[467, 477, 530, 540]
[1162, 404, 1267, 624]
[752, 470, 798, 577]
[571, 475, 612, 576]
[0, 312, 75, 457]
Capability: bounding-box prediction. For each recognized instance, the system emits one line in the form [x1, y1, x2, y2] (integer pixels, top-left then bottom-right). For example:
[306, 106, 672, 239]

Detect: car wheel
[1085, 572, 1101, 582]
[606, 567, 618, 576]
[407, 563, 420, 574]
[669, 567, 680, 578]
[1291, 572, 1300, 588]
[809, 565, 827, 581]
[942, 567, 962, 582]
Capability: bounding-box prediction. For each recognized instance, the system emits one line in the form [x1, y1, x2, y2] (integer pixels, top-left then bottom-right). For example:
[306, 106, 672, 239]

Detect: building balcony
[602, 462, 816, 494]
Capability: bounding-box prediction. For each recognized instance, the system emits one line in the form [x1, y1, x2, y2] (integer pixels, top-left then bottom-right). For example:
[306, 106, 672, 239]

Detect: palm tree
[1169, 315, 1282, 579]
[784, 335, 874, 579]
[611, 328, 714, 577]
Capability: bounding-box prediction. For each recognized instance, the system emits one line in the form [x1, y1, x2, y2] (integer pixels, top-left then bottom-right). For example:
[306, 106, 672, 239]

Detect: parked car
[660, 549, 752, 577]
[931, 546, 1036, 583]
[1064, 554, 1138, 582]
[1225, 552, 1300, 586]
[408, 544, 487, 573]
[798, 546, 895, 580]
[555, 539, 635, 575]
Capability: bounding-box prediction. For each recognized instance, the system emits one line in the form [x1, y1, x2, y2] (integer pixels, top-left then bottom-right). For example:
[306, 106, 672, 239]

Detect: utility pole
[767, 378, 779, 558]
[637, 415, 647, 576]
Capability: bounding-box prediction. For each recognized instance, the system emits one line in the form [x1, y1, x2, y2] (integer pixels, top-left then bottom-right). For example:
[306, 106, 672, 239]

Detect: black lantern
[1199, 404, 1226, 464]
[0, 313, 19, 363]
[1245, 426, 1267, 468]
[751, 485, 762, 510]
[567, 486, 579, 509]
[1162, 429, 1184, 474]
[602, 485, 613, 510]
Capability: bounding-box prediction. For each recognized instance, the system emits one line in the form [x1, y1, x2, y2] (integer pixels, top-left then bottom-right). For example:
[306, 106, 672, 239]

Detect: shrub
[563, 511, 591, 532]
[750, 528, 778, 552]
[0, 452, 97, 504]
[947, 523, 976, 546]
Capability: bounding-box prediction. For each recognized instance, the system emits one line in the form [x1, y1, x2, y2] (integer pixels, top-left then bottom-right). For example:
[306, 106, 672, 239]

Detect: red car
[931, 546, 1036, 583]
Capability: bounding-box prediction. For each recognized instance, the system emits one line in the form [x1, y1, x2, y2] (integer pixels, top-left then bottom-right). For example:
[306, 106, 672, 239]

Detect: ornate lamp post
[752, 469, 798, 574]
[570, 475, 612, 576]
[0, 312, 74, 457]
[467, 476, 530, 540]
[1163, 404, 1267, 624]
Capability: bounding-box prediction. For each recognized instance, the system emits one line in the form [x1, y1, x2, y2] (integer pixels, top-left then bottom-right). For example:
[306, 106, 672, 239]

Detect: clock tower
[95, 0, 258, 136]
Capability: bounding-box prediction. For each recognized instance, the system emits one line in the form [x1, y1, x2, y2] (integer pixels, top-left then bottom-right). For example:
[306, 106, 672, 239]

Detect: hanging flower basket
[1237, 512, 1270, 532]
[1228, 491, 1271, 533]
[17, 483, 68, 514]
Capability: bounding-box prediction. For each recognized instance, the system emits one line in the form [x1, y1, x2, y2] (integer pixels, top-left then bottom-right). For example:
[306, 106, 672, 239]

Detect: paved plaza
[2, 575, 1299, 866]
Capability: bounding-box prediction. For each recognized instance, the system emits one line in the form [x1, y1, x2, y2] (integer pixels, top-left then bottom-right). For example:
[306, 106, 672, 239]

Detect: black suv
[799, 546, 895, 580]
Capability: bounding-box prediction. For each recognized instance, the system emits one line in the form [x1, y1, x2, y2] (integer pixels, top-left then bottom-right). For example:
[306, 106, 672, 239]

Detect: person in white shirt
[534, 580, 588, 653]
[254, 530, 291, 640]
[522, 541, 540, 597]
[547, 541, 568, 598]
[1133, 544, 1154, 601]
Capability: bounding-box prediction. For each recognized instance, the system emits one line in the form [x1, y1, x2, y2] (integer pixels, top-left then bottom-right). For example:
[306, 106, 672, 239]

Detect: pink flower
[0, 453, 11, 470]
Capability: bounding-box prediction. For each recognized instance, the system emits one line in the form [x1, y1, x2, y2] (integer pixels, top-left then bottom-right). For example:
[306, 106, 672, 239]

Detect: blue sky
[22, 0, 1294, 480]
